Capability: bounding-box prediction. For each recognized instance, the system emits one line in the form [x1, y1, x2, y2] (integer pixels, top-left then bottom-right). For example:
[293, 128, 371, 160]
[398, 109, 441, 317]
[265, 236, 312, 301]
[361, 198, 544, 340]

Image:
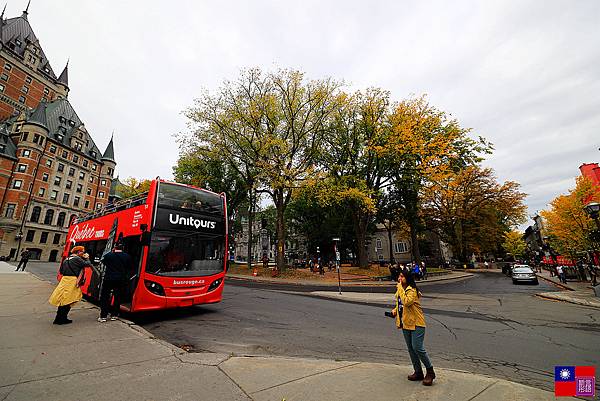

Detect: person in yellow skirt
[49, 246, 92, 325]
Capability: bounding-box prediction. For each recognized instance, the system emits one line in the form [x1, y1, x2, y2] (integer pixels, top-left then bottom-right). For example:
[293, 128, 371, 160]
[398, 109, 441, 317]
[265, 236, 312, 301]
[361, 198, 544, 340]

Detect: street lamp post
[333, 237, 341, 294]
[14, 231, 23, 261]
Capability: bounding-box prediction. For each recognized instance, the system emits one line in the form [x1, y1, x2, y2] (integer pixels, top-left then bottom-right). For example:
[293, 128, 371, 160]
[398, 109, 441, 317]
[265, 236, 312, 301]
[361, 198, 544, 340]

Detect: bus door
[121, 235, 144, 306]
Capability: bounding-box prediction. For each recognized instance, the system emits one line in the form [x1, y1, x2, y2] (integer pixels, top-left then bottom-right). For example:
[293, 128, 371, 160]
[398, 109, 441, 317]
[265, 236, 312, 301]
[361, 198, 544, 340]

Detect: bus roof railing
[74, 192, 149, 224]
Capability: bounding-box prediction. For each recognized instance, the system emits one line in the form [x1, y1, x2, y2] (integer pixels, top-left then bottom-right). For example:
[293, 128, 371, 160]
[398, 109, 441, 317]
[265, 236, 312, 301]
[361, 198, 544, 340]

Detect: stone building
[0, 7, 116, 261]
[367, 224, 450, 267]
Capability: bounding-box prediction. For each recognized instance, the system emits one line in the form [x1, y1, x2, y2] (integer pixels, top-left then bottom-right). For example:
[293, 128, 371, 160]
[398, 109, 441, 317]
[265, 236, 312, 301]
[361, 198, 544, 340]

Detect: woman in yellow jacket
[391, 267, 435, 386]
[48, 246, 91, 325]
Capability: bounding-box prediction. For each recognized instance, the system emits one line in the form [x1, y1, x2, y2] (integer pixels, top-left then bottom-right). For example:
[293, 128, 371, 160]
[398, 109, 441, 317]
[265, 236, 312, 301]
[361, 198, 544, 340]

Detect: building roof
[101, 135, 115, 162]
[109, 176, 123, 200]
[0, 12, 58, 80]
[24, 98, 105, 162]
[0, 122, 17, 160]
[57, 61, 68, 87]
[27, 99, 47, 129]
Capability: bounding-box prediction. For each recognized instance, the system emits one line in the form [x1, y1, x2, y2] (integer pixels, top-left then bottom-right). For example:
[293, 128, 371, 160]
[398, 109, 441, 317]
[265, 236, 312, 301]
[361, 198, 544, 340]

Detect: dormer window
[44, 67, 50, 73]
[56, 133, 64, 141]
[59, 116, 66, 124]
[15, 39, 21, 46]
[69, 120, 76, 127]
[90, 151, 97, 158]
[59, 126, 67, 134]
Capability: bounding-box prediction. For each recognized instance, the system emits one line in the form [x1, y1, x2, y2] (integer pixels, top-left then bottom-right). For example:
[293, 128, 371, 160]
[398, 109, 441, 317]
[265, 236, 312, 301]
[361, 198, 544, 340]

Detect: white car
[511, 265, 539, 285]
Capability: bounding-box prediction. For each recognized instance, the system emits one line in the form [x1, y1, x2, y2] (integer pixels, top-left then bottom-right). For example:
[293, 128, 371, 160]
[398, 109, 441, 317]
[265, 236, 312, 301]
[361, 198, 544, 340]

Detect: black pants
[100, 279, 123, 318]
[16, 259, 28, 271]
[54, 305, 71, 323]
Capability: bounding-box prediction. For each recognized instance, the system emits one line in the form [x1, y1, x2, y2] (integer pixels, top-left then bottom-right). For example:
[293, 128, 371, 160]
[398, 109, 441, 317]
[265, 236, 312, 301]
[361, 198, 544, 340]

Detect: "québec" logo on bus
[169, 214, 216, 229]
[70, 224, 104, 241]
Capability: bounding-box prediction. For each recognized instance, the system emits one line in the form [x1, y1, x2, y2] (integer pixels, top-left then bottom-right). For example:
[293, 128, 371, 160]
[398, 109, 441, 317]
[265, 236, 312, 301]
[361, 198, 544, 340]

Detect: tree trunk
[246, 188, 254, 270]
[387, 224, 395, 264]
[353, 211, 370, 268]
[275, 190, 286, 271]
[410, 221, 421, 265]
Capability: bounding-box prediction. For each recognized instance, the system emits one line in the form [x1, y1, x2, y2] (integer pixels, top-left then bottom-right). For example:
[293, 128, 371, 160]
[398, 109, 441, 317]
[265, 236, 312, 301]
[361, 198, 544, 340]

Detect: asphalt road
[22, 262, 600, 393]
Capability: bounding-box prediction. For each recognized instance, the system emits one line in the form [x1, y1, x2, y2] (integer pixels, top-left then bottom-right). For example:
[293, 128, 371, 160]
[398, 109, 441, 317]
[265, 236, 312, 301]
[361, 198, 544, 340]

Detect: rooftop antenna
[1, 4, 7, 19]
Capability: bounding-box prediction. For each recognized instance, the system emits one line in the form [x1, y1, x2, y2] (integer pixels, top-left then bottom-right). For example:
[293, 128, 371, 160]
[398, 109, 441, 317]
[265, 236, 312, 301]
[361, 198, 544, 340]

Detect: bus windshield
[146, 230, 224, 277]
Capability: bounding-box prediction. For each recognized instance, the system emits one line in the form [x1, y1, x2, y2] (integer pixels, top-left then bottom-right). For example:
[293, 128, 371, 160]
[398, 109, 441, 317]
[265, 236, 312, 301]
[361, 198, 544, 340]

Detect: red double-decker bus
[61, 179, 228, 312]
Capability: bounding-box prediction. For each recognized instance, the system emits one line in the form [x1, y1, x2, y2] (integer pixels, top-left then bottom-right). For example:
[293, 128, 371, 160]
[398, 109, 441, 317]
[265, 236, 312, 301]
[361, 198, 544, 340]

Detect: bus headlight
[145, 280, 165, 296]
[208, 278, 222, 292]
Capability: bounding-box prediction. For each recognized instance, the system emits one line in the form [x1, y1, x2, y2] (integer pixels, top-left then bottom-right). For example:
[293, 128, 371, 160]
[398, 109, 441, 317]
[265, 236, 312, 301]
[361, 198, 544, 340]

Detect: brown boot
[422, 367, 435, 386]
[407, 370, 424, 381]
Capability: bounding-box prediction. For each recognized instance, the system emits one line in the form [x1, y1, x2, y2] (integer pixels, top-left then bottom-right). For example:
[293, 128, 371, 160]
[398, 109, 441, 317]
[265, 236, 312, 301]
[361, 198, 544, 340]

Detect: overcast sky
[14, 0, 600, 223]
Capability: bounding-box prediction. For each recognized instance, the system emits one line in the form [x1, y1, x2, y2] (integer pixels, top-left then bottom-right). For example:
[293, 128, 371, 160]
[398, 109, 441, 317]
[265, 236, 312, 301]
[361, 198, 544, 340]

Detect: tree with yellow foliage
[372, 96, 492, 264]
[541, 176, 600, 261]
[422, 166, 527, 263]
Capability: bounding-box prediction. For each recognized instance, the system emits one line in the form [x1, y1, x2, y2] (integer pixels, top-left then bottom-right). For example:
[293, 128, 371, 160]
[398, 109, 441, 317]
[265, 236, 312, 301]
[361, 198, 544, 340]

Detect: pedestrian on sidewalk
[48, 246, 91, 325]
[390, 268, 436, 386]
[15, 249, 31, 271]
[556, 265, 566, 284]
[98, 242, 132, 322]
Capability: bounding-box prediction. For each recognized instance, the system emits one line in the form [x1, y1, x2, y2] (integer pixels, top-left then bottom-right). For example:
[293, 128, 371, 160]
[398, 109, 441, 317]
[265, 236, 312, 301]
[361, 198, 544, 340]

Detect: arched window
[30, 206, 41, 222]
[57, 212, 66, 227]
[43, 209, 55, 225]
[69, 214, 77, 226]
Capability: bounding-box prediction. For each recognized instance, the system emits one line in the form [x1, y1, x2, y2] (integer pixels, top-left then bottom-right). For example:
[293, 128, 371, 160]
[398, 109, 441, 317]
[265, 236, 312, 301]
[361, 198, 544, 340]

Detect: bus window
[157, 182, 222, 216]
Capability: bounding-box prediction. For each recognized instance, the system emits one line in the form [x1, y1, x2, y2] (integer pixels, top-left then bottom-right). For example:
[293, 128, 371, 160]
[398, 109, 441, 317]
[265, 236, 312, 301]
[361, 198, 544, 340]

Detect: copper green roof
[28, 100, 48, 129]
[0, 123, 17, 160]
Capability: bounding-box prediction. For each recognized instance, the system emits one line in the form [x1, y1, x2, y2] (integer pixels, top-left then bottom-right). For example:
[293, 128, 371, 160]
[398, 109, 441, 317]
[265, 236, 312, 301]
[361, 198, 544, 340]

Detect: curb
[535, 273, 575, 291]
[535, 293, 600, 309]
[226, 272, 473, 287]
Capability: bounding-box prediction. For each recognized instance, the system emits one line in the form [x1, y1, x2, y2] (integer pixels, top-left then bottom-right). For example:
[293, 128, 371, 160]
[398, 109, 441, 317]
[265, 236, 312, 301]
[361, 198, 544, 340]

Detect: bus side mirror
[141, 231, 151, 246]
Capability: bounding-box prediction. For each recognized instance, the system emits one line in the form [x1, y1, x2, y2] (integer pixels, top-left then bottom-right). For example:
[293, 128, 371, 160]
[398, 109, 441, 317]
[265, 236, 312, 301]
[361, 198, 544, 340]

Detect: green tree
[117, 177, 152, 199]
[181, 69, 271, 269]
[182, 68, 341, 270]
[502, 231, 527, 260]
[318, 88, 392, 267]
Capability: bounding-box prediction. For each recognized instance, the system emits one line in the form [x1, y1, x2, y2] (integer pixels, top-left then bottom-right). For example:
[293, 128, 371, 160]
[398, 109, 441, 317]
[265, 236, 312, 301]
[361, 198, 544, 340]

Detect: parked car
[512, 265, 538, 285]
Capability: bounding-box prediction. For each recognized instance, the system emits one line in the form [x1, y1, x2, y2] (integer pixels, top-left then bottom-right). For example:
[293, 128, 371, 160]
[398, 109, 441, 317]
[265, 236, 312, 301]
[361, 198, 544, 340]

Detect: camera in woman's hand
[384, 311, 395, 318]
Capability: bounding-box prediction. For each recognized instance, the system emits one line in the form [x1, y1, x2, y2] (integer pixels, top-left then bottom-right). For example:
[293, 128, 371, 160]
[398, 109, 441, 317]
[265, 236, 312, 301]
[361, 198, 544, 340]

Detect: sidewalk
[0, 260, 27, 274]
[0, 265, 571, 401]
[535, 269, 600, 309]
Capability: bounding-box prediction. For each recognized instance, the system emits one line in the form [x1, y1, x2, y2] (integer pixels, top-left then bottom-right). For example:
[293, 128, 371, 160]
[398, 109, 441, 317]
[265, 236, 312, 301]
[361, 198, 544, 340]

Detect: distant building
[580, 163, 600, 187]
[366, 224, 450, 267]
[0, 8, 116, 261]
